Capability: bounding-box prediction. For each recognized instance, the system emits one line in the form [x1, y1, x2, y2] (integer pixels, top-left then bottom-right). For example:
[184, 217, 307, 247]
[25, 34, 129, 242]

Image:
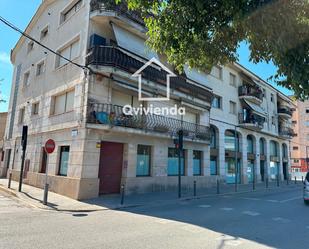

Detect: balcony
[87, 103, 211, 141]
[238, 112, 265, 130]
[279, 126, 295, 138]
[86, 46, 213, 103]
[90, 0, 144, 26]
[238, 85, 263, 104]
[278, 107, 293, 119]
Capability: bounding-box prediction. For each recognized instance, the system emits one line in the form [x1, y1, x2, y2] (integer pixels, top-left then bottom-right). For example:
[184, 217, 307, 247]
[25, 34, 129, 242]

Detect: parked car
[304, 172, 309, 205]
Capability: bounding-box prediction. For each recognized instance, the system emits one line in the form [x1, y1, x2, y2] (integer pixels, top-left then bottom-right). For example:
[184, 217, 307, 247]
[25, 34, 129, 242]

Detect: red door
[99, 142, 124, 194]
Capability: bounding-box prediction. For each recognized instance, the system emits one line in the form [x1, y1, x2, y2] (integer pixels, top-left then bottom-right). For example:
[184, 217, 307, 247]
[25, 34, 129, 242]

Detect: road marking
[242, 211, 260, 216]
[280, 196, 302, 203]
[180, 224, 205, 233]
[266, 199, 279, 203]
[198, 205, 211, 208]
[272, 217, 290, 223]
[155, 218, 175, 224]
[241, 197, 260, 201]
[220, 207, 234, 211]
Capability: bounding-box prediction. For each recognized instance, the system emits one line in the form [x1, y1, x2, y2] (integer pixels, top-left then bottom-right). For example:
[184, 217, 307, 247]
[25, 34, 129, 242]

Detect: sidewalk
[0, 178, 302, 212]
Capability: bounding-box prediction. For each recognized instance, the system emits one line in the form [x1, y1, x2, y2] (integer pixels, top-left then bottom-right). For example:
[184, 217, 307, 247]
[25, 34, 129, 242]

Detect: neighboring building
[0, 112, 8, 176]
[3, 0, 294, 199]
[291, 99, 309, 173]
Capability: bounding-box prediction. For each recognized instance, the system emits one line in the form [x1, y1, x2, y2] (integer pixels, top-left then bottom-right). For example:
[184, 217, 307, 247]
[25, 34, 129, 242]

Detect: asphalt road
[0, 186, 308, 249]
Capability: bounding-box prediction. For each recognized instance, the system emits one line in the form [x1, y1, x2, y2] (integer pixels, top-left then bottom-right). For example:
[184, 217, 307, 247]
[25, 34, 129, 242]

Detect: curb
[0, 184, 17, 197]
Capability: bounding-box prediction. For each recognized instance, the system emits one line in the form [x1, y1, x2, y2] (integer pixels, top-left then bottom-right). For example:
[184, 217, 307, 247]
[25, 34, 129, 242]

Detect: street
[0, 186, 308, 249]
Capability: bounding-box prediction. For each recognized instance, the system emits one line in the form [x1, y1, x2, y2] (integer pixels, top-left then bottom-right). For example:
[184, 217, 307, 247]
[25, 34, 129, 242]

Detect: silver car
[304, 172, 309, 205]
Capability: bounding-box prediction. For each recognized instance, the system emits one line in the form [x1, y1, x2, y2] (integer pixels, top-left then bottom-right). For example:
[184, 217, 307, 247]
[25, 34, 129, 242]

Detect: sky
[0, 1, 293, 113]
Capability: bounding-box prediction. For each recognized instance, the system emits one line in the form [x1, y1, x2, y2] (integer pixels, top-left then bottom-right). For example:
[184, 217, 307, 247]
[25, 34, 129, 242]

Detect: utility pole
[18, 125, 28, 192]
[176, 130, 183, 198]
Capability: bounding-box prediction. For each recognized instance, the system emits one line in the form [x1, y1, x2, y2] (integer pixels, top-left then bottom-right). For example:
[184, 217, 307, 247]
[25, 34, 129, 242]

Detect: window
[294, 159, 299, 163]
[270, 141, 278, 156]
[260, 139, 265, 155]
[225, 130, 240, 152]
[167, 148, 185, 176]
[210, 156, 218, 175]
[210, 126, 217, 148]
[271, 93, 274, 102]
[61, 0, 82, 23]
[292, 120, 297, 124]
[211, 95, 222, 109]
[36, 61, 45, 76]
[229, 101, 236, 115]
[23, 71, 30, 86]
[40, 26, 49, 40]
[247, 136, 254, 154]
[19, 107, 25, 124]
[293, 146, 298, 150]
[56, 39, 80, 68]
[27, 41, 34, 53]
[32, 102, 39, 115]
[211, 66, 222, 80]
[193, 150, 202, 176]
[136, 145, 151, 176]
[271, 116, 276, 125]
[53, 90, 74, 115]
[229, 73, 236, 87]
[306, 109, 309, 114]
[58, 146, 70, 176]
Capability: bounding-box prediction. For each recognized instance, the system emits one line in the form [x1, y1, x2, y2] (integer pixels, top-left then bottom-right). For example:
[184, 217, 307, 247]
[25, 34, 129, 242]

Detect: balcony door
[99, 141, 124, 194]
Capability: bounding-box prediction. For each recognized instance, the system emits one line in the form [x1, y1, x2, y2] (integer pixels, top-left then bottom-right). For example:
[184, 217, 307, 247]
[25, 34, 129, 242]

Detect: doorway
[98, 141, 124, 194]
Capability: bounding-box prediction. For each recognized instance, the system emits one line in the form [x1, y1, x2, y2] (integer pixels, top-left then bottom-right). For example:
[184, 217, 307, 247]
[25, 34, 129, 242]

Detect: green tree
[118, 0, 309, 99]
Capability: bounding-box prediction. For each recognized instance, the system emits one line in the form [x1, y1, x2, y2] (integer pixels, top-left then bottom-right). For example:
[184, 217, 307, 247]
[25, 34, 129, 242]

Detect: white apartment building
[2, 0, 294, 199]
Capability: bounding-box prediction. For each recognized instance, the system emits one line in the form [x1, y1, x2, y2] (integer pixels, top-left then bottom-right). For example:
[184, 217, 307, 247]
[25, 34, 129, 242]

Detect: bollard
[266, 177, 269, 188]
[217, 179, 220, 194]
[295, 176, 297, 184]
[43, 183, 49, 205]
[193, 181, 196, 196]
[8, 172, 12, 189]
[120, 184, 125, 205]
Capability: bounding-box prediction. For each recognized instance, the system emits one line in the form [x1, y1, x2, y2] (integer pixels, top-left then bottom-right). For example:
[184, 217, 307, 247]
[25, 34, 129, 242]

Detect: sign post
[18, 125, 28, 192]
[43, 139, 55, 205]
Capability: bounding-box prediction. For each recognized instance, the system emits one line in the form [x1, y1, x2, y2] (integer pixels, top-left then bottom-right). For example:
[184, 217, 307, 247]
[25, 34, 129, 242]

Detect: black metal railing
[238, 112, 265, 128]
[278, 107, 293, 116]
[90, 0, 144, 25]
[87, 103, 211, 141]
[86, 45, 213, 103]
[279, 126, 295, 137]
[238, 85, 263, 101]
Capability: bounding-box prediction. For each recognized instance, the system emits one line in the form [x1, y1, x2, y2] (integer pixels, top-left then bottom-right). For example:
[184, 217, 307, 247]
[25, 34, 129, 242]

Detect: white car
[304, 172, 309, 205]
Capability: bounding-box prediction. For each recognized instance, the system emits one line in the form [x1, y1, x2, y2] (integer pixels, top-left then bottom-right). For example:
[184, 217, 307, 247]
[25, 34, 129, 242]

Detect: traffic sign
[45, 139, 55, 154]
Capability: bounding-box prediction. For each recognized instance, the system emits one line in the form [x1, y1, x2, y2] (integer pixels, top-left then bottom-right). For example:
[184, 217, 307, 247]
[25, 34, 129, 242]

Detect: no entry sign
[45, 139, 55, 154]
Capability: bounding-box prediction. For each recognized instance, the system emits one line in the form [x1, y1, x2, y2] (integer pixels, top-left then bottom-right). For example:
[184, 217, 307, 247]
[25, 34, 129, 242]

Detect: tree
[0, 79, 6, 103]
[118, 0, 309, 99]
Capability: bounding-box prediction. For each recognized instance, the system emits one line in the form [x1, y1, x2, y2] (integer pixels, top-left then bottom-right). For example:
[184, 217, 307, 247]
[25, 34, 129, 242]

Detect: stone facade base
[10, 170, 99, 200]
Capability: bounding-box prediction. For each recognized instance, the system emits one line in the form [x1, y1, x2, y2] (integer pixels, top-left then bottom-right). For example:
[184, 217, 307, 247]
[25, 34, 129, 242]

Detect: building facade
[3, 0, 294, 199]
[0, 112, 8, 176]
[291, 99, 309, 173]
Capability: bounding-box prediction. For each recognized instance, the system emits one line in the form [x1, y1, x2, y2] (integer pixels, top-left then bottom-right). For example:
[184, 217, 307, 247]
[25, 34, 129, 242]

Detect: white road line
[266, 199, 279, 203]
[215, 235, 243, 246]
[221, 207, 234, 211]
[241, 197, 260, 201]
[242, 211, 260, 216]
[198, 205, 211, 208]
[272, 217, 290, 223]
[155, 218, 176, 224]
[280, 196, 302, 203]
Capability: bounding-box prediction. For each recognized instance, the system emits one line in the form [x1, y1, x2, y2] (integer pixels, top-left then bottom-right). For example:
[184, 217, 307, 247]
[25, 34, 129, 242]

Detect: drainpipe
[234, 125, 238, 192]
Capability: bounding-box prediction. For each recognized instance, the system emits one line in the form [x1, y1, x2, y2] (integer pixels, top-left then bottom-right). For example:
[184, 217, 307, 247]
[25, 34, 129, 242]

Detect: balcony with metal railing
[238, 111, 265, 130]
[238, 85, 263, 104]
[86, 45, 213, 103]
[90, 0, 145, 25]
[279, 125, 295, 138]
[87, 103, 211, 141]
[278, 106, 293, 119]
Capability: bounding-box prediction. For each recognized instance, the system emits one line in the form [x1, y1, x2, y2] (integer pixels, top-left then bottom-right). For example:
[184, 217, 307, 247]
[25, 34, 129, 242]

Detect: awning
[243, 99, 267, 117]
[111, 23, 158, 60]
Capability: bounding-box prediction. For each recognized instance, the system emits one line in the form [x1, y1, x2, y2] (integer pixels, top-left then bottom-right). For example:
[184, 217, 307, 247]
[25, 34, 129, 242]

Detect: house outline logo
[132, 57, 176, 101]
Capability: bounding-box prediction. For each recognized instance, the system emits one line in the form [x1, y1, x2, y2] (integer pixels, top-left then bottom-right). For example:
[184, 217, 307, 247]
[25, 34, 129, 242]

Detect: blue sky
[0, 1, 293, 113]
